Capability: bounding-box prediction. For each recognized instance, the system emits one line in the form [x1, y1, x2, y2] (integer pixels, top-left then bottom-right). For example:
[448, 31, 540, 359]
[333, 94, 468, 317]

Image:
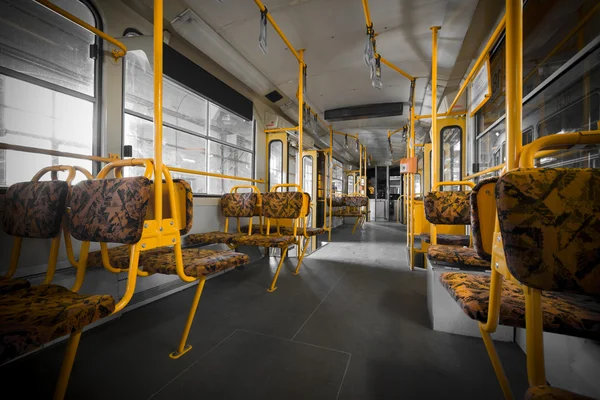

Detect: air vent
[324, 102, 403, 122]
[265, 90, 283, 103]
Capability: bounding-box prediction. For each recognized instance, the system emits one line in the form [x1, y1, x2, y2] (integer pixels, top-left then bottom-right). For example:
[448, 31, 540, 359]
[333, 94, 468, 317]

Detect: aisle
[0, 222, 528, 399]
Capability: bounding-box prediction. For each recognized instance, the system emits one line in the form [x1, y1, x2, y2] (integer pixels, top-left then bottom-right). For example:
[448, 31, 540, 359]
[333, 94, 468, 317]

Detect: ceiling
[126, 0, 503, 165]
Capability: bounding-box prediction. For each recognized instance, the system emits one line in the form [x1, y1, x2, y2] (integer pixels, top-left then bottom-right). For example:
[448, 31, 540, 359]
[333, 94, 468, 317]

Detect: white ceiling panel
[170, 0, 485, 164]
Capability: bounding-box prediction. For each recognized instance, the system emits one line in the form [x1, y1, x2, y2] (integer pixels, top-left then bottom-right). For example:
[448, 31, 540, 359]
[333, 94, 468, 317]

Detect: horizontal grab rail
[34, 0, 127, 60]
[0, 142, 114, 163]
[463, 164, 504, 180]
[168, 166, 264, 184]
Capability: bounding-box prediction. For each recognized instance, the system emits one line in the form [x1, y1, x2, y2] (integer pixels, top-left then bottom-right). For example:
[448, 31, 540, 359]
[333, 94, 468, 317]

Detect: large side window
[0, 0, 101, 186]
[332, 158, 343, 194]
[440, 126, 462, 190]
[124, 51, 254, 195]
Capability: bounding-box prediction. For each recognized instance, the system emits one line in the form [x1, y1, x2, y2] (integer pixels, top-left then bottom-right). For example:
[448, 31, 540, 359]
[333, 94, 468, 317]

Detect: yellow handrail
[253, 0, 305, 66]
[415, 110, 467, 120]
[265, 127, 298, 133]
[432, 181, 475, 190]
[520, 130, 600, 168]
[463, 164, 504, 180]
[361, 0, 414, 82]
[447, 15, 506, 114]
[169, 166, 265, 184]
[34, 0, 127, 60]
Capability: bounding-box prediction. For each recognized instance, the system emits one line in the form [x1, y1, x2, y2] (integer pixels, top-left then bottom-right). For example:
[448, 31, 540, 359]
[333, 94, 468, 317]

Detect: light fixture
[372, 55, 382, 89]
[171, 9, 274, 95]
[345, 134, 349, 149]
[402, 126, 407, 139]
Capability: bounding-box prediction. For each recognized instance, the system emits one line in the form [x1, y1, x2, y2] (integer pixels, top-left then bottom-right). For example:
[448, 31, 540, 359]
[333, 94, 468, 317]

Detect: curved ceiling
[126, 0, 503, 165]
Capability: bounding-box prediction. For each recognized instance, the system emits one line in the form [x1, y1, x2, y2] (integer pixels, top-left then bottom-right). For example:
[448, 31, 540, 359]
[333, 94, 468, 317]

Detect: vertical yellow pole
[409, 80, 416, 269]
[430, 26, 441, 247]
[359, 143, 362, 193]
[505, 2, 522, 172]
[153, 0, 164, 222]
[329, 127, 333, 241]
[298, 50, 305, 191]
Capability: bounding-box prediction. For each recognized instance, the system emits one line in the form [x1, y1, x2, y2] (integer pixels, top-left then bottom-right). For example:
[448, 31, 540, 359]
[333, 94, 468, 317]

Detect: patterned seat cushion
[2, 181, 69, 239]
[496, 169, 600, 296]
[424, 190, 471, 225]
[232, 234, 295, 249]
[0, 276, 30, 295]
[87, 245, 173, 269]
[221, 193, 258, 218]
[525, 386, 595, 400]
[292, 227, 326, 236]
[420, 233, 470, 246]
[470, 177, 498, 261]
[69, 177, 152, 245]
[142, 249, 249, 277]
[182, 231, 242, 247]
[238, 225, 324, 236]
[262, 192, 304, 219]
[344, 196, 368, 207]
[440, 272, 600, 340]
[427, 245, 490, 269]
[0, 285, 115, 363]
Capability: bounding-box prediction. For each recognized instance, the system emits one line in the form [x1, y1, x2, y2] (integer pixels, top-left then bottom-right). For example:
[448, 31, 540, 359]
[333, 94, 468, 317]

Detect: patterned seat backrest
[424, 191, 471, 225]
[328, 196, 345, 207]
[2, 181, 69, 239]
[344, 196, 368, 207]
[69, 177, 152, 245]
[262, 192, 304, 219]
[496, 168, 600, 296]
[470, 177, 498, 261]
[220, 192, 258, 218]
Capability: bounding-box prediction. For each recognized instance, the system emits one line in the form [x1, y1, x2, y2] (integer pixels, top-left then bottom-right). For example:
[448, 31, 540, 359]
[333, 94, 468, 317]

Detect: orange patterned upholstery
[496, 169, 600, 296]
[440, 272, 600, 340]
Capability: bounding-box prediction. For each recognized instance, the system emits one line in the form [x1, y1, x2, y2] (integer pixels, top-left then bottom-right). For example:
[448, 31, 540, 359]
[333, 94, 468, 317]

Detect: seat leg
[352, 217, 361, 234]
[267, 247, 288, 292]
[293, 237, 310, 276]
[170, 277, 206, 359]
[54, 330, 82, 400]
[479, 324, 513, 400]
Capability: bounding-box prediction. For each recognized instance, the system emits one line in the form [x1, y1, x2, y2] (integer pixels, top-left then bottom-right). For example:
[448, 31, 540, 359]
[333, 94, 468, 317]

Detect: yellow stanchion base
[169, 344, 193, 359]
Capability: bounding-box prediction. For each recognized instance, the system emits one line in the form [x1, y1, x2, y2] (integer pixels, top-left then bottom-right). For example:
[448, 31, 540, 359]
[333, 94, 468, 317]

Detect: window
[124, 51, 254, 195]
[0, 0, 100, 186]
[440, 126, 462, 190]
[268, 140, 283, 190]
[347, 175, 354, 194]
[302, 155, 313, 194]
[332, 158, 343, 194]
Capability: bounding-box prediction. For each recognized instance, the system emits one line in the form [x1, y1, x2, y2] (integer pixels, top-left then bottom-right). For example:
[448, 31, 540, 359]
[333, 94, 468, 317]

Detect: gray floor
[0, 222, 528, 399]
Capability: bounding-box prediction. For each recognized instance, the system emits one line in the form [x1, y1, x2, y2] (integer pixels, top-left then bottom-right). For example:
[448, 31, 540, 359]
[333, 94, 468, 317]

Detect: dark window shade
[163, 45, 253, 122]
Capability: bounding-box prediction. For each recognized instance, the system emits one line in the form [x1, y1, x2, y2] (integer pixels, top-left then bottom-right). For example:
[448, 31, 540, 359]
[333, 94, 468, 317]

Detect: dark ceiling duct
[324, 102, 403, 122]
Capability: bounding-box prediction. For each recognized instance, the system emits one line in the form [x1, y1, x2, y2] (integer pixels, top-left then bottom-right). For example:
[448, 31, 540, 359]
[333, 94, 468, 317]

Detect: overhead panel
[324, 102, 404, 122]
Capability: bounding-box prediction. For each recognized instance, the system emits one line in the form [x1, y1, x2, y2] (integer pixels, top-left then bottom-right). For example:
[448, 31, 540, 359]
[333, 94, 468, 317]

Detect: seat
[441, 168, 600, 399]
[239, 225, 325, 236]
[182, 231, 242, 247]
[2, 180, 70, 285]
[427, 245, 490, 269]
[0, 285, 115, 363]
[425, 179, 498, 269]
[0, 276, 30, 295]
[232, 233, 295, 248]
[525, 386, 595, 400]
[184, 191, 259, 248]
[419, 233, 470, 246]
[0, 176, 152, 399]
[440, 272, 600, 340]
[142, 248, 249, 277]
